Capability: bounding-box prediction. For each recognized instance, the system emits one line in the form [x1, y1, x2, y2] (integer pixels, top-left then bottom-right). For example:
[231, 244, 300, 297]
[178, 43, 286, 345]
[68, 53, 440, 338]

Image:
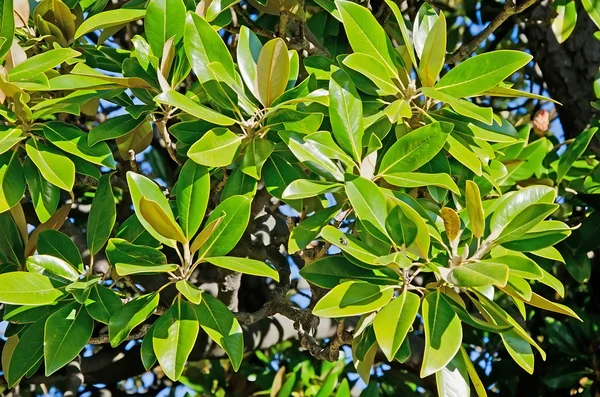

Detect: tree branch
[445, 0, 537, 64]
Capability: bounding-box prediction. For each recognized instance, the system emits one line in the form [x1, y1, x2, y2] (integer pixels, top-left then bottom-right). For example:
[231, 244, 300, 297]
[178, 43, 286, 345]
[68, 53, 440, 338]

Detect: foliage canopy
[0, 0, 599, 395]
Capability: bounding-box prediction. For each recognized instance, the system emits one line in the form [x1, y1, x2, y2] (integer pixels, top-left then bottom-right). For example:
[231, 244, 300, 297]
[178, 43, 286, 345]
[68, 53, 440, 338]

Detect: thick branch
[446, 0, 537, 64]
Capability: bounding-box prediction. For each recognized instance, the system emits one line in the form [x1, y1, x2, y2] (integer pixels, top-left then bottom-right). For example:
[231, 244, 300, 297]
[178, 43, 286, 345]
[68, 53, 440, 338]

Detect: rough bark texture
[525, 6, 600, 140]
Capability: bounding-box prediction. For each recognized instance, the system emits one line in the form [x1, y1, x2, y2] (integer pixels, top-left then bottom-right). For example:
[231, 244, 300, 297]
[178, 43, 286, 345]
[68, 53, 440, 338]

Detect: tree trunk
[524, 5, 600, 140]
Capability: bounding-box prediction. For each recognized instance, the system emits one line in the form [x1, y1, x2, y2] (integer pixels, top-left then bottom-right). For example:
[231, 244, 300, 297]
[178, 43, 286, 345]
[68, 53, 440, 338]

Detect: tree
[0, 0, 599, 395]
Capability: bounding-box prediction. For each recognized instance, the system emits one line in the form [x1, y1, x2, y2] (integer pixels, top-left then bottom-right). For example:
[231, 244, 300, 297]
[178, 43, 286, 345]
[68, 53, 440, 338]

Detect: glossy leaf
[196, 292, 244, 371]
[37, 230, 83, 272]
[0, 272, 65, 305]
[435, 51, 533, 98]
[44, 302, 94, 376]
[187, 128, 242, 167]
[145, 0, 186, 55]
[466, 181, 485, 238]
[127, 171, 178, 247]
[373, 291, 420, 360]
[379, 122, 452, 175]
[152, 298, 199, 380]
[421, 290, 462, 378]
[23, 158, 59, 223]
[300, 256, 400, 288]
[313, 281, 394, 317]
[329, 69, 364, 162]
[87, 174, 116, 256]
[109, 292, 160, 347]
[0, 151, 25, 213]
[206, 257, 279, 280]
[85, 285, 123, 324]
[256, 38, 289, 106]
[43, 122, 116, 169]
[193, 195, 251, 258]
[25, 139, 75, 191]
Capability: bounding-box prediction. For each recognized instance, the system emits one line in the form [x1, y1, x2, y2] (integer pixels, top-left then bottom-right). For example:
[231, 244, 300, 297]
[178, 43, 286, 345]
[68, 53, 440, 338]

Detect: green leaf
[373, 291, 420, 360]
[187, 128, 243, 167]
[5, 316, 48, 387]
[140, 196, 187, 243]
[87, 174, 116, 256]
[106, 238, 175, 276]
[288, 205, 340, 253]
[263, 154, 303, 209]
[482, 255, 543, 279]
[490, 185, 555, 233]
[8, 49, 81, 82]
[279, 131, 345, 182]
[384, 0, 418, 72]
[221, 166, 258, 201]
[109, 292, 159, 347]
[85, 284, 123, 324]
[176, 161, 210, 239]
[0, 272, 65, 305]
[44, 302, 94, 376]
[154, 90, 236, 126]
[196, 292, 244, 371]
[556, 127, 597, 182]
[435, 50, 532, 97]
[582, 0, 600, 29]
[176, 280, 203, 304]
[127, 171, 178, 247]
[237, 26, 262, 99]
[282, 179, 344, 200]
[206, 257, 279, 281]
[0, 0, 14, 60]
[413, 3, 438, 58]
[342, 53, 400, 95]
[194, 195, 251, 258]
[141, 322, 158, 370]
[88, 114, 148, 146]
[153, 298, 199, 380]
[75, 9, 146, 39]
[0, 211, 25, 266]
[388, 196, 431, 259]
[501, 220, 571, 251]
[313, 281, 394, 317]
[448, 261, 509, 287]
[0, 126, 25, 155]
[379, 122, 452, 175]
[552, 0, 578, 43]
[23, 158, 60, 223]
[421, 290, 462, 378]
[329, 69, 364, 162]
[436, 350, 470, 397]
[345, 174, 389, 241]
[25, 139, 75, 191]
[383, 172, 459, 195]
[321, 225, 380, 265]
[300, 256, 400, 288]
[43, 122, 116, 169]
[419, 12, 446, 87]
[0, 151, 25, 213]
[256, 38, 290, 106]
[240, 138, 274, 179]
[26, 255, 79, 283]
[145, 0, 186, 56]
[335, 0, 397, 74]
[464, 181, 484, 239]
[526, 292, 582, 321]
[385, 204, 418, 248]
[423, 88, 493, 124]
[496, 203, 558, 244]
[445, 133, 483, 175]
[184, 12, 235, 84]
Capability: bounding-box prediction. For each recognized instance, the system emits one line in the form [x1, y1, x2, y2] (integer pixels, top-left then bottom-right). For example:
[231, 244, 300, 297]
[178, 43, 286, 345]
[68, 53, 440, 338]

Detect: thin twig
[446, 0, 537, 64]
